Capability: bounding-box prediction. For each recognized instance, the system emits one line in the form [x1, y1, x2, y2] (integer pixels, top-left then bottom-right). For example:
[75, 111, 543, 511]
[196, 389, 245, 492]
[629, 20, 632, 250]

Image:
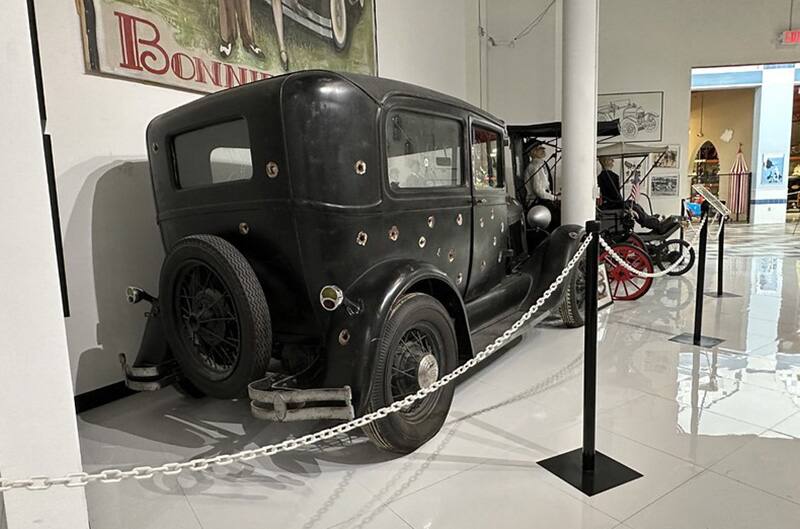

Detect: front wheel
[559, 255, 586, 328]
[362, 293, 457, 453]
[656, 239, 695, 276]
[600, 242, 654, 301]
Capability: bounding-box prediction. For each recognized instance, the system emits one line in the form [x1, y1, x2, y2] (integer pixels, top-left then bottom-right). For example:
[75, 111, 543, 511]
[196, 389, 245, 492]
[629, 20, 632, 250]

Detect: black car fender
[321, 259, 472, 414]
[524, 224, 585, 313]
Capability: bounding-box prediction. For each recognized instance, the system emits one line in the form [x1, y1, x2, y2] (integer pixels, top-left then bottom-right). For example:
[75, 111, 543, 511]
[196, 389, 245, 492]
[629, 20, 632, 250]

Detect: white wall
[484, 0, 559, 124]
[0, 1, 89, 527]
[487, 0, 800, 214]
[37, 0, 481, 394]
[376, 0, 481, 104]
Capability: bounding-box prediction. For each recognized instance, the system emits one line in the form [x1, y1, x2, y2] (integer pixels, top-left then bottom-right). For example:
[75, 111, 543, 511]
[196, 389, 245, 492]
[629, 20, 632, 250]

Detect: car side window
[386, 110, 463, 189]
[173, 119, 252, 189]
[471, 126, 503, 190]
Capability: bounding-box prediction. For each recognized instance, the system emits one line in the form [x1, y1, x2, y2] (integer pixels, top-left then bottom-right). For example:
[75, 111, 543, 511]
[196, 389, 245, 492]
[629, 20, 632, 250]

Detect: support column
[750, 65, 794, 224]
[560, 0, 599, 226]
[0, 1, 89, 528]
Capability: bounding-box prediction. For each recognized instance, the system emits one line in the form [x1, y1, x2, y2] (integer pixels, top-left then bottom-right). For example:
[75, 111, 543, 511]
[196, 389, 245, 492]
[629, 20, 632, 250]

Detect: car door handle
[473, 198, 488, 205]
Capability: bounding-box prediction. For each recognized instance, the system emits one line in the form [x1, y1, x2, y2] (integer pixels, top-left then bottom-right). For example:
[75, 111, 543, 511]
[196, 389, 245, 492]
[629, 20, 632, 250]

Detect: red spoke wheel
[600, 242, 654, 301]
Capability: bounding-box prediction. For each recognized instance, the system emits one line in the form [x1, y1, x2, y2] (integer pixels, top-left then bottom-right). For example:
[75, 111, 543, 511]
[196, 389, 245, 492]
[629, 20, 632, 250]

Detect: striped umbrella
[729, 146, 749, 218]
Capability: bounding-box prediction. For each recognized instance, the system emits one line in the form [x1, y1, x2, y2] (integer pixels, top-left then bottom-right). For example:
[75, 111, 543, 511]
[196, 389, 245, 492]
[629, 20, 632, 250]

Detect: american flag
[729, 147, 749, 218]
[628, 172, 641, 201]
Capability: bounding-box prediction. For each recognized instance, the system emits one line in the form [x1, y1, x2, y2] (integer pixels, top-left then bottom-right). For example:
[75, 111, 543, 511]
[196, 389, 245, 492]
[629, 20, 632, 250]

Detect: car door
[381, 99, 473, 295]
[465, 120, 509, 301]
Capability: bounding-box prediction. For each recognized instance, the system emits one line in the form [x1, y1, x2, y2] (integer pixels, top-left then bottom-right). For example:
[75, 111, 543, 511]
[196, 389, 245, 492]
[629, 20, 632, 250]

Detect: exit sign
[781, 29, 800, 45]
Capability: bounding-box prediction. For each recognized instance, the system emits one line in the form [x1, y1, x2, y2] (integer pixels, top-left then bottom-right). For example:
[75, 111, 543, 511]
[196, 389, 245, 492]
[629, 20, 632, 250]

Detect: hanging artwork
[77, 0, 377, 93]
[598, 91, 663, 142]
[650, 145, 680, 169]
[761, 153, 785, 186]
[623, 158, 648, 183]
[650, 174, 679, 197]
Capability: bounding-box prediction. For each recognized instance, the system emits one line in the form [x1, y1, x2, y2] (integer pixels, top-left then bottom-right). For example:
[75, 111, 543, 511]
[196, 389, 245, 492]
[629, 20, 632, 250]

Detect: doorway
[688, 88, 755, 222]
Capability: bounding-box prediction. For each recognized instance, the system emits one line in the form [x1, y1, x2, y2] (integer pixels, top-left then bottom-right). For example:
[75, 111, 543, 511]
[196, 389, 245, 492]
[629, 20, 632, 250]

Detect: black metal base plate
[669, 332, 724, 347]
[538, 449, 642, 496]
[704, 291, 742, 298]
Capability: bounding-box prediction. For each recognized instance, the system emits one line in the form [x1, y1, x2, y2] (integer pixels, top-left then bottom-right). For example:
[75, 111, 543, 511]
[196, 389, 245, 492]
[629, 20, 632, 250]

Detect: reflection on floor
[78, 223, 800, 529]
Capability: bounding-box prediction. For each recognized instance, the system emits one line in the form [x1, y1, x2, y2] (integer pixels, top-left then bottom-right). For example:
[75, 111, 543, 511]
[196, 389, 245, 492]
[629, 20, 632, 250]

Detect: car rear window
[386, 110, 463, 189]
[173, 119, 252, 189]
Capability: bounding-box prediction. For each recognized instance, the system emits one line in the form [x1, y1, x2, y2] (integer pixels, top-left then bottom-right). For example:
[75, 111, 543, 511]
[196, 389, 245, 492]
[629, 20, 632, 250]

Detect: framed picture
[598, 267, 613, 310]
[623, 157, 648, 183]
[650, 173, 680, 197]
[761, 153, 785, 186]
[77, 0, 378, 93]
[651, 145, 680, 169]
[598, 91, 664, 142]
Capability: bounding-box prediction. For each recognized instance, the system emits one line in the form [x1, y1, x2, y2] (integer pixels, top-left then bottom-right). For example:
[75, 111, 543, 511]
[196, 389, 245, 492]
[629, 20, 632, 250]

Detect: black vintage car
[123, 70, 586, 453]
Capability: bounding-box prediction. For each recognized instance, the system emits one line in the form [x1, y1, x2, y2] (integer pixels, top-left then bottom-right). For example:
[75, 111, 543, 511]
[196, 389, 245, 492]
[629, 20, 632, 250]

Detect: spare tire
[159, 235, 271, 398]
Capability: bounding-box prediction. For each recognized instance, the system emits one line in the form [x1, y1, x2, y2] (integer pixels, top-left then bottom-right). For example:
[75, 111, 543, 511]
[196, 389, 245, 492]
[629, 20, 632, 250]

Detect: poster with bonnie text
[78, 0, 376, 93]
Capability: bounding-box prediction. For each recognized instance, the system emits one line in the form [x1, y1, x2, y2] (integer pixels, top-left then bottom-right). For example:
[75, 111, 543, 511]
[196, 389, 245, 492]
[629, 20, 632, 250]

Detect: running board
[248, 375, 355, 422]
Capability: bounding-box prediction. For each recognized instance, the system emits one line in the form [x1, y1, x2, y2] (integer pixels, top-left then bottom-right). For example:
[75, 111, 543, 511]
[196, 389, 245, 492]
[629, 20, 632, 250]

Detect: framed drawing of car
[597, 91, 664, 142]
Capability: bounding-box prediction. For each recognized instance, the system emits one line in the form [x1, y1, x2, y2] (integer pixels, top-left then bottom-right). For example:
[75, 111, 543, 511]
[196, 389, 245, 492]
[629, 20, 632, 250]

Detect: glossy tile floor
[77, 223, 800, 529]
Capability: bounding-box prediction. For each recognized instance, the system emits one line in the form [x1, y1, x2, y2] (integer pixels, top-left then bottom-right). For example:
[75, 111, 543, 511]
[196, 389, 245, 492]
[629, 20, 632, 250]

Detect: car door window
[386, 110, 463, 189]
[471, 126, 503, 190]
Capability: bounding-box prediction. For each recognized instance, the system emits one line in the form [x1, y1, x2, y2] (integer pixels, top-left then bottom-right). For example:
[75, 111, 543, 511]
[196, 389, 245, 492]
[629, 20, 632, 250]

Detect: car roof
[332, 71, 502, 125]
[166, 70, 503, 127]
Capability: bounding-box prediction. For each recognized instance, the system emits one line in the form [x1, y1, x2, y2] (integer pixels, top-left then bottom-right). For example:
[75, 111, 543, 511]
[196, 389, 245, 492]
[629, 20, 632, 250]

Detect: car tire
[559, 255, 586, 328]
[362, 293, 457, 453]
[658, 239, 696, 276]
[159, 235, 271, 399]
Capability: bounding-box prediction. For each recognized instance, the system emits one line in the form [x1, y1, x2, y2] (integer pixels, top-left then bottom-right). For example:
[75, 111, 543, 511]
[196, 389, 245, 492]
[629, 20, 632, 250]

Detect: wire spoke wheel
[656, 239, 695, 276]
[363, 293, 457, 453]
[160, 235, 271, 398]
[389, 326, 442, 419]
[175, 261, 241, 380]
[601, 242, 654, 301]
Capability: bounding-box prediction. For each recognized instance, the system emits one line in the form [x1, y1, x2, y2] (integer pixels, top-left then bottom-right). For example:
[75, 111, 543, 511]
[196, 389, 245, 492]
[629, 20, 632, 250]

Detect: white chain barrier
[0, 234, 594, 493]
[598, 217, 708, 279]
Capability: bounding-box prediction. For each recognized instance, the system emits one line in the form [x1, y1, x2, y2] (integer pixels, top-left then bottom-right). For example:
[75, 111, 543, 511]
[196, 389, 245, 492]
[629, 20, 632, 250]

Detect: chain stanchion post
[582, 220, 599, 470]
[670, 203, 724, 347]
[692, 206, 709, 345]
[538, 221, 642, 496]
[716, 217, 724, 297]
[706, 214, 739, 298]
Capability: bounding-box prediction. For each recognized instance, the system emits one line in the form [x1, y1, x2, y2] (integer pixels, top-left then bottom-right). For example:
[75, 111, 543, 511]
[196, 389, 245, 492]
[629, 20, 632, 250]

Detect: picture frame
[598, 91, 664, 142]
[761, 153, 786, 186]
[76, 0, 378, 94]
[650, 173, 680, 197]
[651, 145, 680, 169]
[598, 267, 614, 310]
